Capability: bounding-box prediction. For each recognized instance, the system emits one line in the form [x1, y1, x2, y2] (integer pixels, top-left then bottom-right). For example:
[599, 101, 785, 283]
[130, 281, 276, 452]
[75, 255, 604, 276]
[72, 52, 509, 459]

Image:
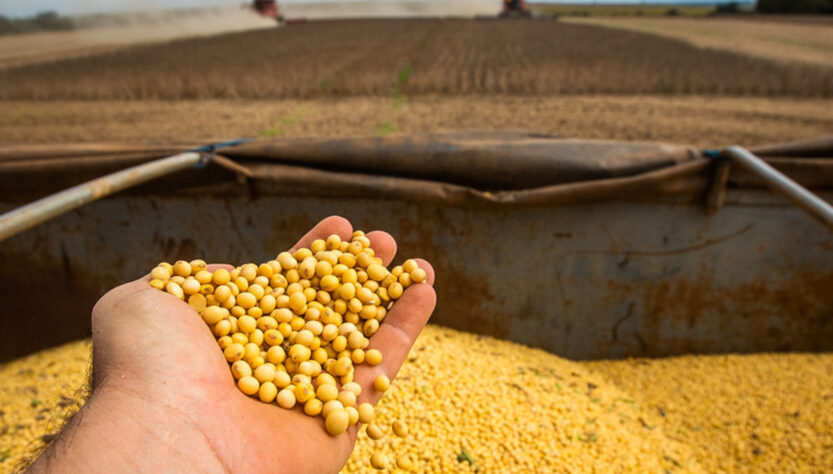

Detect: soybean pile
[0, 340, 91, 470]
[2, 331, 833, 473]
[0, 327, 698, 473]
[586, 354, 833, 473]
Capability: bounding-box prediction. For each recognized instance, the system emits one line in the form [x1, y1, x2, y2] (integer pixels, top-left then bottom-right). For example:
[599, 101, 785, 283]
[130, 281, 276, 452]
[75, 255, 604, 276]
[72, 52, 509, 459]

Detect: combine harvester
[479, 0, 556, 20]
[247, 0, 312, 25]
[499, 0, 533, 18]
[248, 0, 282, 23]
[0, 133, 832, 361]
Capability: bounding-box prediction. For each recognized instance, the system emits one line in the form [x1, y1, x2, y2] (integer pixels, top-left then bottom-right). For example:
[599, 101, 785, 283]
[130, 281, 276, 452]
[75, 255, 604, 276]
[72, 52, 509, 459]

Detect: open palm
[46, 216, 435, 474]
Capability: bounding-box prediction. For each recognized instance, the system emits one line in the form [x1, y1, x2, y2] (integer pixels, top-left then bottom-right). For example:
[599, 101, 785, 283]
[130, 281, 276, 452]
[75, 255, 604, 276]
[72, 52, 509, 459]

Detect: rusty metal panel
[1, 185, 831, 362]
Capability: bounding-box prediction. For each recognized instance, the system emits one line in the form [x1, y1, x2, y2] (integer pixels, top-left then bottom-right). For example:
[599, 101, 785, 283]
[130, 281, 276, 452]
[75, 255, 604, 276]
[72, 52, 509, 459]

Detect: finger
[96, 278, 152, 311]
[290, 215, 353, 252]
[365, 230, 397, 266]
[354, 281, 437, 405]
[206, 263, 235, 272]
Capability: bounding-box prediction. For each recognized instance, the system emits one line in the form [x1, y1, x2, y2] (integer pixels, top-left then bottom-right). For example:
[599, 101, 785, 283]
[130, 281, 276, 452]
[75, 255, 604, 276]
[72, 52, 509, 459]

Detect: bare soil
[2, 18, 831, 149]
[2, 96, 831, 148]
[566, 16, 833, 67]
[2, 20, 832, 100]
[0, 3, 499, 70]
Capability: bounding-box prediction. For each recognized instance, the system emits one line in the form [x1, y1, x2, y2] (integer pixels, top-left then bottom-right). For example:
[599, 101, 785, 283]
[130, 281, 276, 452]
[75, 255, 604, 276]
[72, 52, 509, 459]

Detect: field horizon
[2, 19, 831, 101]
[1, 16, 831, 149]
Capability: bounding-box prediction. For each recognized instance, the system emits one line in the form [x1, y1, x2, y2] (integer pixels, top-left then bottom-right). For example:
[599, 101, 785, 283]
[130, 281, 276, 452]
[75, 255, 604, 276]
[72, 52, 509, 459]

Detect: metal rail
[0, 152, 205, 242]
[724, 146, 833, 232]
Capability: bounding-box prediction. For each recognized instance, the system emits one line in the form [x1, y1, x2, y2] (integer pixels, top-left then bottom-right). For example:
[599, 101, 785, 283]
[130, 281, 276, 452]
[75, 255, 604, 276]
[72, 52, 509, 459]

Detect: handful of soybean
[148, 231, 422, 469]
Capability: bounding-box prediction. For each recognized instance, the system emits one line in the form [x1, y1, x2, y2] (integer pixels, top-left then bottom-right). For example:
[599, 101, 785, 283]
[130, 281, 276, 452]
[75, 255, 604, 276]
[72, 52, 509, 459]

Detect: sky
[2, 0, 753, 19]
[3, 0, 231, 18]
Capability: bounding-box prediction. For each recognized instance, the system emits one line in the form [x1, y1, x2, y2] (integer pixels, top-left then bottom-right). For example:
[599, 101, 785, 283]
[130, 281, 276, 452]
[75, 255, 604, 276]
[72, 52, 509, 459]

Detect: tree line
[0, 11, 74, 36]
[756, 0, 833, 13]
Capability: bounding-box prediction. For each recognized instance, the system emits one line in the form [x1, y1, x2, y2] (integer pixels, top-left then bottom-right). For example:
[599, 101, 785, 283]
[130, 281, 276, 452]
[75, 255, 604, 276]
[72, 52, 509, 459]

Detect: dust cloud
[0, 6, 274, 69]
[0, 2, 500, 69]
[282, 1, 499, 20]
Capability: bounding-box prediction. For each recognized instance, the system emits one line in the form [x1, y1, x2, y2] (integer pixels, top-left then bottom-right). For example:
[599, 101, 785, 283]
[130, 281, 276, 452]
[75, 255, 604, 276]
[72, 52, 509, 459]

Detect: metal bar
[0, 152, 204, 242]
[212, 154, 253, 178]
[724, 145, 833, 232]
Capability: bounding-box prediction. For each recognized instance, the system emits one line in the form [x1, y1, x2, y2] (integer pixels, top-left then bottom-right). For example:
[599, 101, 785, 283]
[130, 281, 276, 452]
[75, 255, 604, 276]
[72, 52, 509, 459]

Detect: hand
[27, 216, 436, 474]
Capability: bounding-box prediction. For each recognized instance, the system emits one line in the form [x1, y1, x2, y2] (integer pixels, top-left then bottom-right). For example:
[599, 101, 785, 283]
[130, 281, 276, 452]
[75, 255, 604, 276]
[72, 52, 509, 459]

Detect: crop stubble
[565, 17, 833, 67]
[2, 96, 832, 148]
[1, 19, 832, 100]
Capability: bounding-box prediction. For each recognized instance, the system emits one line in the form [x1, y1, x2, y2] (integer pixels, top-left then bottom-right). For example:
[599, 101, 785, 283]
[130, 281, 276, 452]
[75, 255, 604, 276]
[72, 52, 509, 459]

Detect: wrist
[27, 380, 227, 473]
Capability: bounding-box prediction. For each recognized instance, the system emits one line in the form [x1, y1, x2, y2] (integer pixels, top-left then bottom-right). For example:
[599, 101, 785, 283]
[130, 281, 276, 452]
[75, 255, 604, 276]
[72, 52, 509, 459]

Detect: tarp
[223, 132, 700, 189]
[1, 132, 832, 207]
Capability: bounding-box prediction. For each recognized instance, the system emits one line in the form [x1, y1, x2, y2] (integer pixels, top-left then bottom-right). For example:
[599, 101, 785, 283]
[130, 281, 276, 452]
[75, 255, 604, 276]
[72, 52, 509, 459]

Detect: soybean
[325, 408, 350, 436]
[365, 349, 382, 366]
[365, 422, 384, 441]
[373, 375, 390, 392]
[276, 388, 296, 409]
[392, 420, 408, 438]
[370, 452, 388, 470]
[357, 403, 375, 424]
[237, 376, 259, 396]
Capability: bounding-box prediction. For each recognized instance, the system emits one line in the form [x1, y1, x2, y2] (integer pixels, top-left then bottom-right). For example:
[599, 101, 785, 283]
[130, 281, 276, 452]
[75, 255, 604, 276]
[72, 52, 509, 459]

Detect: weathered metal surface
[0, 152, 204, 242]
[1, 134, 831, 362]
[724, 146, 833, 232]
[1, 184, 831, 362]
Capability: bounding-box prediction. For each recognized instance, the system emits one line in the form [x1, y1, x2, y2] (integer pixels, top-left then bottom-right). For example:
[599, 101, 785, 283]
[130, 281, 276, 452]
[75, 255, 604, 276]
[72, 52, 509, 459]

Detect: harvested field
[528, 3, 715, 17]
[2, 19, 833, 100]
[0, 3, 497, 70]
[566, 16, 833, 67]
[2, 96, 832, 148]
